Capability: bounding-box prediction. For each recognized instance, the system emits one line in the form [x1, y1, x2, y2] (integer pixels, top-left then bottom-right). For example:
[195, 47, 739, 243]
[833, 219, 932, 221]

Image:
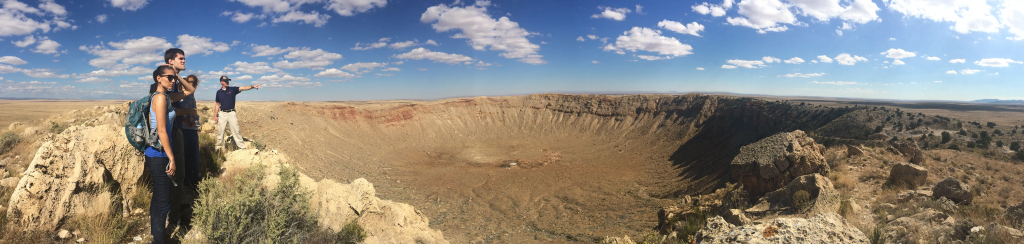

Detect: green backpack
[125, 92, 173, 152]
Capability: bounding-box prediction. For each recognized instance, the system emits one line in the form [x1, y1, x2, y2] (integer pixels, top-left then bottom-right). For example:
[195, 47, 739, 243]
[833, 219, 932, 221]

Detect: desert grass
[65, 193, 143, 243]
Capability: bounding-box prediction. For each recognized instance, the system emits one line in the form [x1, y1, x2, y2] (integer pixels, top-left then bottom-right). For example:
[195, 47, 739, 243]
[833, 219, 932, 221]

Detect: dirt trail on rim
[226, 94, 820, 242]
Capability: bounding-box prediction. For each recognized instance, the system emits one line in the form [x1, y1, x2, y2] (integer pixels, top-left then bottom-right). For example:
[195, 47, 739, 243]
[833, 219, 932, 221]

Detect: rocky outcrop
[745, 174, 840, 217]
[1007, 200, 1024, 229]
[887, 162, 927, 188]
[730, 130, 829, 197]
[721, 209, 751, 226]
[5, 124, 144, 230]
[694, 213, 868, 243]
[884, 208, 958, 243]
[890, 141, 925, 165]
[210, 149, 449, 244]
[846, 145, 863, 157]
[933, 178, 973, 205]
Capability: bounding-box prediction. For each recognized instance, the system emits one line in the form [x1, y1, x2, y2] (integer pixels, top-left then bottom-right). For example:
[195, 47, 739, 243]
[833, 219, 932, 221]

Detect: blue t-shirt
[215, 87, 241, 110]
[145, 94, 176, 157]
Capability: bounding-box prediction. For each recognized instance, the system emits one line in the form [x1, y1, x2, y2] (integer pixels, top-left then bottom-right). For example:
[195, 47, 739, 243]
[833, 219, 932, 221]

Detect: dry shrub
[0, 132, 19, 156]
[792, 190, 811, 211]
[65, 195, 142, 243]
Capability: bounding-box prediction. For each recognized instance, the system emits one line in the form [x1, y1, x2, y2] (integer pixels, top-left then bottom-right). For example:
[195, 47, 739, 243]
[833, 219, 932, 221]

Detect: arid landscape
[2, 94, 1024, 243]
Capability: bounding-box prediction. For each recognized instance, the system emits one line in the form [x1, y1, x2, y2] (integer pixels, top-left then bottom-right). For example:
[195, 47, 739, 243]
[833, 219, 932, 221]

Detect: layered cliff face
[233, 94, 856, 242]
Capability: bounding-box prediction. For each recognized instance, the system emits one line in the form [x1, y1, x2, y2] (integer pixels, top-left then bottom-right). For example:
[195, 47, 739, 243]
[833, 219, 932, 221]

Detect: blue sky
[1, 0, 1024, 101]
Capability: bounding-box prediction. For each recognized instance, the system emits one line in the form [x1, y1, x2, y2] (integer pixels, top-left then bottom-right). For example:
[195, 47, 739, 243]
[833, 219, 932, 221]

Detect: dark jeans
[145, 156, 172, 244]
[180, 128, 200, 191]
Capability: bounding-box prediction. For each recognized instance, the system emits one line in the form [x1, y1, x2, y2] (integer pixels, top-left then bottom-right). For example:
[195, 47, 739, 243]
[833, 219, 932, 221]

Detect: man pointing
[214, 75, 262, 151]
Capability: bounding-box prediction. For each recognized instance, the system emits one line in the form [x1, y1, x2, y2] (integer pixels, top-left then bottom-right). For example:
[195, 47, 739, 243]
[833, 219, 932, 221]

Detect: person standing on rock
[214, 75, 262, 151]
[146, 64, 194, 244]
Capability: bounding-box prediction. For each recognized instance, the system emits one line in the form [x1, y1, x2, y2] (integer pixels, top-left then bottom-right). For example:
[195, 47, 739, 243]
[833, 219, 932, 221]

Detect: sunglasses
[162, 74, 178, 80]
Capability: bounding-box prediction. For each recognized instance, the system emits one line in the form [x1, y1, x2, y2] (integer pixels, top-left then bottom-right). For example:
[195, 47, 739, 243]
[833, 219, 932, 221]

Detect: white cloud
[946, 70, 957, 74]
[473, 61, 491, 67]
[177, 34, 230, 56]
[273, 60, 332, 69]
[886, 0, 999, 34]
[421, 3, 545, 64]
[834, 53, 867, 65]
[790, 0, 880, 23]
[725, 0, 797, 33]
[692, 2, 729, 17]
[381, 67, 400, 71]
[960, 68, 982, 74]
[592, 61, 599, 64]
[81, 66, 149, 77]
[657, 20, 704, 36]
[326, 0, 387, 16]
[254, 74, 309, 83]
[283, 48, 342, 62]
[1001, 1, 1024, 40]
[812, 81, 859, 85]
[0, 56, 27, 65]
[314, 68, 356, 78]
[375, 73, 393, 76]
[925, 56, 941, 61]
[96, 14, 108, 23]
[231, 12, 258, 23]
[32, 37, 59, 54]
[696, 67, 704, 70]
[721, 65, 737, 69]
[880, 48, 916, 59]
[889, 37, 896, 40]
[250, 44, 298, 57]
[576, 36, 585, 42]
[79, 36, 172, 68]
[784, 57, 805, 64]
[235, 75, 253, 80]
[394, 47, 474, 64]
[949, 58, 966, 63]
[273, 10, 330, 27]
[230, 61, 283, 74]
[762, 56, 781, 63]
[341, 62, 387, 73]
[12, 35, 35, 47]
[389, 41, 416, 49]
[425, 39, 438, 46]
[0, 2, 55, 37]
[817, 55, 833, 63]
[109, 0, 148, 11]
[726, 59, 766, 68]
[603, 27, 693, 59]
[591, 6, 631, 21]
[975, 58, 1021, 67]
[352, 40, 388, 50]
[72, 77, 111, 83]
[782, 72, 825, 77]
[892, 59, 906, 65]
[637, 55, 670, 61]
[636, 4, 644, 14]
[835, 30, 843, 36]
[934, 80, 942, 82]
[39, 0, 66, 15]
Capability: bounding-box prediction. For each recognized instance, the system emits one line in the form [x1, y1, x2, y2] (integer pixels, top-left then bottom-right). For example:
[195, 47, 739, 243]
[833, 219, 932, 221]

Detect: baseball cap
[220, 76, 231, 82]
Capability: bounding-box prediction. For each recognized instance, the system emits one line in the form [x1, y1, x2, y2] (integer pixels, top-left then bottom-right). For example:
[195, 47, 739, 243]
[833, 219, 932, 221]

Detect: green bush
[949, 144, 960, 150]
[967, 141, 976, 148]
[337, 219, 367, 244]
[1011, 142, 1021, 151]
[48, 121, 68, 134]
[793, 190, 811, 211]
[193, 164, 320, 243]
[0, 132, 20, 155]
[941, 132, 951, 144]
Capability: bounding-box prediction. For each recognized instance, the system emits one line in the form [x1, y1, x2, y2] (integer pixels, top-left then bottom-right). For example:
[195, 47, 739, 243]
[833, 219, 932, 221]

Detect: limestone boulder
[694, 213, 868, 243]
[846, 144, 863, 157]
[5, 124, 144, 230]
[888, 162, 928, 188]
[933, 178, 973, 205]
[891, 140, 926, 165]
[722, 209, 752, 226]
[745, 173, 840, 217]
[1006, 200, 1024, 229]
[885, 208, 958, 243]
[730, 130, 829, 197]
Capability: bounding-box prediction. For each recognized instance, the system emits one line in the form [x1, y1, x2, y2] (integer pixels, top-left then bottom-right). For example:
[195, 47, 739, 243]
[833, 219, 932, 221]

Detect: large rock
[1007, 200, 1024, 229]
[885, 208, 958, 243]
[887, 162, 928, 188]
[745, 174, 840, 217]
[933, 178, 973, 205]
[731, 130, 829, 197]
[846, 144, 863, 157]
[206, 149, 449, 244]
[5, 124, 144, 230]
[891, 140, 926, 164]
[694, 213, 868, 243]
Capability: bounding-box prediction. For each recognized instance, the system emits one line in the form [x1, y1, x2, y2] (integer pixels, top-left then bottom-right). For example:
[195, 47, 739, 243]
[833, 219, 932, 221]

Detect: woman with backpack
[146, 65, 194, 243]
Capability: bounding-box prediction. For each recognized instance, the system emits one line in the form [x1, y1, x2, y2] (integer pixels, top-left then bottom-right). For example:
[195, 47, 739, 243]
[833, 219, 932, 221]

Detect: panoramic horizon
[2, 0, 1024, 102]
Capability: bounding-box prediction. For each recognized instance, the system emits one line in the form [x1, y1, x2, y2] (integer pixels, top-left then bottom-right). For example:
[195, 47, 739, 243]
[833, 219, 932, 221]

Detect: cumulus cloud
[892, 59, 906, 65]
[657, 20, 704, 36]
[696, 67, 705, 70]
[726, 59, 766, 68]
[692, 2, 729, 17]
[603, 27, 693, 60]
[949, 58, 966, 63]
[721, 65, 737, 69]
[80, 66, 149, 77]
[394, 48, 474, 64]
[79, 36, 172, 69]
[724, 0, 798, 33]
[0, 56, 27, 65]
[817, 55, 833, 63]
[782, 72, 825, 77]
[0, 0, 76, 37]
[230, 61, 283, 74]
[273, 10, 330, 27]
[72, 77, 112, 83]
[946, 70, 957, 74]
[762, 56, 781, 63]
[834, 53, 867, 65]
[341, 62, 387, 73]
[975, 58, 1021, 67]
[925, 56, 941, 61]
[881, 48, 916, 59]
[1001, 1, 1024, 40]
[96, 14, 108, 23]
[273, 60, 332, 69]
[177, 34, 230, 56]
[12, 35, 35, 47]
[225, 11, 260, 23]
[389, 41, 416, 49]
[250, 44, 298, 57]
[314, 68, 356, 78]
[326, 0, 387, 16]
[960, 68, 982, 74]
[784, 57, 805, 64]
[32, 37, 60, 54]
[421, 3, 545, 64]
[790, 0, 880, 23]
[283, 48, 342, 61]
[109, 0, 148, 11]
[886, 0, 999, 34]
[692, 0, 878, 33]
[591, 6, 631, 21]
